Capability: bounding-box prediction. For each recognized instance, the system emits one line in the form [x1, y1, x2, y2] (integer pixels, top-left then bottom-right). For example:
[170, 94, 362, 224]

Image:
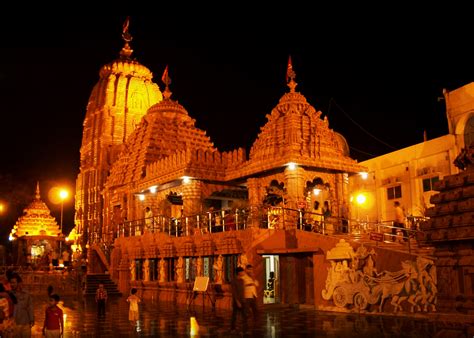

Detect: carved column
[284, 166, 305, 209]
[118, 246, 130, 293]
[247, 178, 262, 228]
[182, 180, 203, 216]
[143, 258, 150, 282]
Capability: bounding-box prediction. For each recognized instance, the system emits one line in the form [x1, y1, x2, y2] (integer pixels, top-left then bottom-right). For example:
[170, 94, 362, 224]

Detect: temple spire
[286, 55, 297, 92]
[119, 16, 133, 60]
[161, 65, 172, 100]
[35, 181, 40, 200]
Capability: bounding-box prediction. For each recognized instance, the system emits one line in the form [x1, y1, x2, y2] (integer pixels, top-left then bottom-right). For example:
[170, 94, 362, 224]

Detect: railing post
[235, 209, 239, 231]
[299, 210, 303, 230]
[209, 212, 212, 233]
[197, 215, 200, 233]
[222, 210, 226, 232]
[186, 217, 189, 236]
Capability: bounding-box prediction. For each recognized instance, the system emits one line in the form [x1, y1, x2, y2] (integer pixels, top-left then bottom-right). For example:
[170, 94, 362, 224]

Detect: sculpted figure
[213, 255, 224, 284]
[196, 256, 203, 277]
[159, 258, 166, 283]
[130, 260, 136, 281]
[143, 259, 150, 282]
[176, 256, 184, 283]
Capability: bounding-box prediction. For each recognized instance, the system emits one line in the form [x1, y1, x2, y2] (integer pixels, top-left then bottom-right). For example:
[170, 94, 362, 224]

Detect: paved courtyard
[26, 295, 472, 337]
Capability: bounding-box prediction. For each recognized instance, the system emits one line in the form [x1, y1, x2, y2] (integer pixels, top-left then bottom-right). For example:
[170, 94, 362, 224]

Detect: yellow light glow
[59, 189, 69, 200]
[8, 235, 14, 241]
[149, 186, 157, 194]
[359, 172, 369, 180]
[350, 196, 354, 203]
[138, 194, 145, 201]
[287, 162, 297, 170]
[313, 188, 321, 196]
[356, 194, 366, 205]
[49, 186, 70, 205]
[190, 316, 199, 336]
[182, 176, 191, 184]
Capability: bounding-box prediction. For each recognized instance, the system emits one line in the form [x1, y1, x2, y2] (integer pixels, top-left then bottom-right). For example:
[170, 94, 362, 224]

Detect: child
[42, 294, 64, 338]
[127, 288, 141, 325]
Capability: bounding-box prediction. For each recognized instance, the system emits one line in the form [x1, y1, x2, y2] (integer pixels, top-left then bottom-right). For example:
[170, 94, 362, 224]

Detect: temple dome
[107, 88, 215, 187]
[249, 79, 362, 173]
[10, 183, 62, 238]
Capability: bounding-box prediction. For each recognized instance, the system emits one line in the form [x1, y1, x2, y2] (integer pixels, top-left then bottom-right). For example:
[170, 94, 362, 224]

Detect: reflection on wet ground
[28, 295, 472, 337]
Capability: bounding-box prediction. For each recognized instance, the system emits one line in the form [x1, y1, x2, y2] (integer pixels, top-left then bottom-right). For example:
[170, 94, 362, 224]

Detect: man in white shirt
[242, 264, 259, 322]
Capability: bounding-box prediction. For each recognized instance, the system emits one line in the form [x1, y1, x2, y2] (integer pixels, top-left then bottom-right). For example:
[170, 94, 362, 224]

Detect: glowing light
[356, 193, 367, 205]
[149, 186, 157, 194]
[182, 176, 191, 184]
[287, 162, 297, 170]
[190, 316, 199, 336]
[8, 235, 14, 241]
[313, 188, 321, 196]
[59, 189, 69, 200]
[138, 194, 145, 201]
[350, 196, 354, 203]
[359, 172, 369, 180]
[0, 202, 4, 213]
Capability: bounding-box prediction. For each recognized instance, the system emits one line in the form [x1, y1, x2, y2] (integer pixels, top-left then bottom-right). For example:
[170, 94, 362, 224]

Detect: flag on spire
[123, 16, 130, 35]
[162, 65, 171, 86]
[286, 55, 295, 83]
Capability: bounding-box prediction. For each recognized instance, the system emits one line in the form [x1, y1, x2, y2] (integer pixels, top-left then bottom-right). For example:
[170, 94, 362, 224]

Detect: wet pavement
[27, 295, 473, 337]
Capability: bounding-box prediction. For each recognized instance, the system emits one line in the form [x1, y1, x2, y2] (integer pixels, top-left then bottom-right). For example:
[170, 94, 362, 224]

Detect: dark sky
[0, 13, 471, 239]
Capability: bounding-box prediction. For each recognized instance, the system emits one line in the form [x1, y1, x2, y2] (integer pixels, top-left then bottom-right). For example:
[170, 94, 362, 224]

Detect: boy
[42, 294, 63, 338]
[127, 288, 141, 325]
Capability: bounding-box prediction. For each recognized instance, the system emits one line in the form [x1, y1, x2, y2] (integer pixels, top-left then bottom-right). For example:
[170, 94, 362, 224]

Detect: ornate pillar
[284, 166, 305, 210]
[118, 246, 130, 293]
[182, 180, 203, 216]
[247, 178, 262, 228]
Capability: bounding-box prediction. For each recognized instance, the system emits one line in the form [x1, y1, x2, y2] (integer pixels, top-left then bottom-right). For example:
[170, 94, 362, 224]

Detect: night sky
[0, 13, 471, 241]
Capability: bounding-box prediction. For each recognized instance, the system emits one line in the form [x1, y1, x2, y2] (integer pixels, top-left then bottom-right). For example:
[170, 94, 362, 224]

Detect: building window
[224, 255, 238, 283]
[422, 176, 439, 192]
[150, 259, 158, 281]
[166, 258, 175, 282]
[185, 257, 196, 282]
[135, 259, 143, 281]
[387, 185, 402, 200]
[203, 256, 214, 280]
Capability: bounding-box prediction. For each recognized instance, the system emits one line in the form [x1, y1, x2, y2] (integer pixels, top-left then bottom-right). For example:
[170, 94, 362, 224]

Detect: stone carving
[238, 253, 249, 268]
[322, 240, 437, 313]
[213, 255, 224, 284]
[159, 258, 166, 283]
[176, 256, 184, 283]
[130, 260, 136, 281]
[196, 256, 203, 277]
[143, 259, 150, 282]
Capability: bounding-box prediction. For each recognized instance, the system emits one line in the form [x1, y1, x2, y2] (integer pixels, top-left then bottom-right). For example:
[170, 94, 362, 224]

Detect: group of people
[0, 272, 64, 337]
[231, 264, 259, 333]
[95, 283, 142, 328]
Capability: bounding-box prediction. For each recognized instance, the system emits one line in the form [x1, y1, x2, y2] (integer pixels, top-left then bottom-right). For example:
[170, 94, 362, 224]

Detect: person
[42, 294, 63, 338]
[145, 207, 154, 232]
[242, 264, 259, 322]
[0, 283, 14, 337]
[95, 283, 108, 317]
[127, 288, 141, 326]
[230, 267, 247, 333]
[393, 201, 408, 242]
[340, 201, 349, 233]
[9, 274, 34, 338]
[62, 249, 70, 268]
[51, 251, 59, 267]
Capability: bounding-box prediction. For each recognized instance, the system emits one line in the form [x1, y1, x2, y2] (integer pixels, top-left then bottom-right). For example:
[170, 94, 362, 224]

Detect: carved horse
[372, 261, 419, 313]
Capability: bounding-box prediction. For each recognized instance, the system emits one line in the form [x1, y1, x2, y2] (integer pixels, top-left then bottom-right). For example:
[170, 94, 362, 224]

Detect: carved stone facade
[419, 145, 474, 314]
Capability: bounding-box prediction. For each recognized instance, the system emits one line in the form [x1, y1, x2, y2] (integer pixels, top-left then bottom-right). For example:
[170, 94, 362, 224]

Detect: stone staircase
[84, 273, 121, 296]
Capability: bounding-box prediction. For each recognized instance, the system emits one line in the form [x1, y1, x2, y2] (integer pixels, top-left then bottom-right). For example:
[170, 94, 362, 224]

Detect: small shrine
[10, 182, 64, 265]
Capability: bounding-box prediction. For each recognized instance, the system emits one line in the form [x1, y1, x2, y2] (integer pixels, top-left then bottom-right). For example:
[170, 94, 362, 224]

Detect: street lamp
[59, 189, 69, 252]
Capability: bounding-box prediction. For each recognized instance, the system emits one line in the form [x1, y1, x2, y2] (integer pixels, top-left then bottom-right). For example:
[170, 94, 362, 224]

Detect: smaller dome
[335, 132, 350, 156]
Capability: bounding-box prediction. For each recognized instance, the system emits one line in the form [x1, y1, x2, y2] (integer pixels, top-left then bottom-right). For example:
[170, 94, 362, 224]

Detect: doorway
[262, 255, 280, 304]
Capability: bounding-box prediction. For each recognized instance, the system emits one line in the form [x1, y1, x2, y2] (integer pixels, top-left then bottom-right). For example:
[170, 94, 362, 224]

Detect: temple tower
[75, 18, 162, 244]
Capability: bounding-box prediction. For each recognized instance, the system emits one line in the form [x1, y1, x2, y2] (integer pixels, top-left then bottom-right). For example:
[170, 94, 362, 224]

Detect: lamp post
[59, 189, 69, 253]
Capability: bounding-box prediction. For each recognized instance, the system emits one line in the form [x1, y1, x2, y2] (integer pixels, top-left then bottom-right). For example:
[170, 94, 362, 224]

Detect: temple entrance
[279, 253, 314, 305]
[262, 255, 280, 304]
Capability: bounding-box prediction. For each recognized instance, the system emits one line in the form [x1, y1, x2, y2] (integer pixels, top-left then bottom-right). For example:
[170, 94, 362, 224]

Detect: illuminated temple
[10, 183, 63, 263]
[73, 21, 473, 316]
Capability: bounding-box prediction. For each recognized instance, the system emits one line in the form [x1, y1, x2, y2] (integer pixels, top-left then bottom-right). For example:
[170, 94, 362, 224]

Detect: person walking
[95, 283, 108, 317]
[127, 288, 141, 326]
[9, 274, 34, 338]
[393, 201, 408, 242]
[242, 264, 259, 323]
[230, 267, 247, 333]
[42, 294, 63, 338]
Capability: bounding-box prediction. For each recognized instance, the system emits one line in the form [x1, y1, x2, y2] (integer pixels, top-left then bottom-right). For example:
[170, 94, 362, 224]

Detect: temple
[9, 182, 64, 264]
[73, 19, 473, 317]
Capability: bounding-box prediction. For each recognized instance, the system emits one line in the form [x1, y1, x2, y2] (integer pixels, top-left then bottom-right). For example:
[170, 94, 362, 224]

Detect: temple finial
[161, 65, 172, 100]
[286, 55, 297, 92]
[119, 16, 133, 60]
[35, 181, 40, 200]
